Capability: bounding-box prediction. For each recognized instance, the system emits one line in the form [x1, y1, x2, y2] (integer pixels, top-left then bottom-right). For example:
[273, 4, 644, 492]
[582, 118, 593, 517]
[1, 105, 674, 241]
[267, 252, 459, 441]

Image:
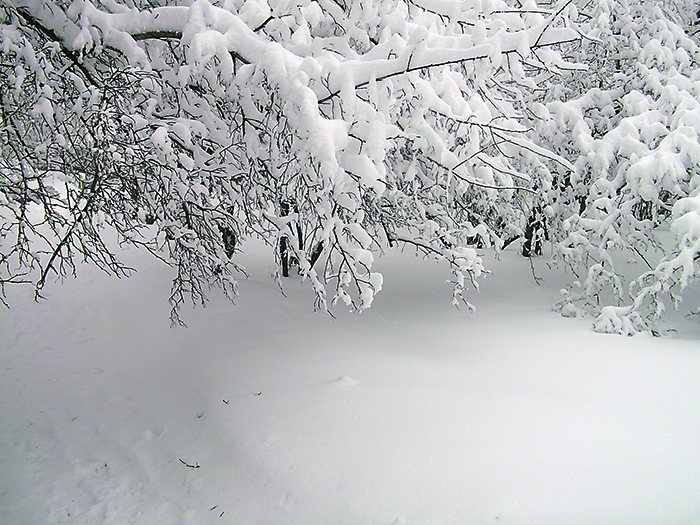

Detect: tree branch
[15, 6, 100, 87]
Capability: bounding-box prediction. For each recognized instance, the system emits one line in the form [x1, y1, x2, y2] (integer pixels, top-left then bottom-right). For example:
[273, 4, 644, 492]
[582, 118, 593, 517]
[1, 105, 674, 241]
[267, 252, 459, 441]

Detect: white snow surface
[2, 242, 700, 524]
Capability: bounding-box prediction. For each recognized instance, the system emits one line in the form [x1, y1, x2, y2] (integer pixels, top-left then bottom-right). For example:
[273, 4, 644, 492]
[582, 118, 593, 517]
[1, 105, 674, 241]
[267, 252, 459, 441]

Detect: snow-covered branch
[9, 0, 695, 331]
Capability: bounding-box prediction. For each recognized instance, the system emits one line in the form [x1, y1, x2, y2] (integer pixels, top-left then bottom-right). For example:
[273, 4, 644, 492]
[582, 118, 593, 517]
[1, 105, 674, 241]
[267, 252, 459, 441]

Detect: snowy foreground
[2, 242, 700, 525]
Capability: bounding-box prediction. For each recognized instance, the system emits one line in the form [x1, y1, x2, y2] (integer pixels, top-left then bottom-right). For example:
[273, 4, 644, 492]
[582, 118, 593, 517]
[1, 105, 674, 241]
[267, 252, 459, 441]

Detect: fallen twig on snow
[179, 458, 200, 469]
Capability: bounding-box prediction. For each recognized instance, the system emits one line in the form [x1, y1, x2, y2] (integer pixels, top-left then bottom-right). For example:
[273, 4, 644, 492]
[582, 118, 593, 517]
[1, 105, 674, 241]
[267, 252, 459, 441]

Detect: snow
[2, 241, 700, 524]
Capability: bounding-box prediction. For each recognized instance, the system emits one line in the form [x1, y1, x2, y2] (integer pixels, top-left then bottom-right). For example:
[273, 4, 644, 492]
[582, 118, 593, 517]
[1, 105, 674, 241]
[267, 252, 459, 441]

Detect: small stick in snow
[179, 458, 200, 469]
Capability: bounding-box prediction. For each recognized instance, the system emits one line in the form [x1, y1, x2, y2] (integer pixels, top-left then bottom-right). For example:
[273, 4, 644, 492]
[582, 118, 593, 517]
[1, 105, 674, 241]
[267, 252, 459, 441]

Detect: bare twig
[179, 458, 200, 469]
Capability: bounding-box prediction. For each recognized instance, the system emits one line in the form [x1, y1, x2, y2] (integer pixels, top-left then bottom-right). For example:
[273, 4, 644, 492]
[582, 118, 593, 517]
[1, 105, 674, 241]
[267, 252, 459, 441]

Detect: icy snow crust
[2, 243, 700, 524]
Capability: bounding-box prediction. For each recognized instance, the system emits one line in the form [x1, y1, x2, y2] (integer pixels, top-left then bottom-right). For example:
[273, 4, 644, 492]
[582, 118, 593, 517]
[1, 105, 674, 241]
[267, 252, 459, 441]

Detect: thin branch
[533, 0, 575, 48]
[132, 30, 182, 41]
[254, 16, 274, 32]
[179, 458, 200, 469]
[529, 255, 544, 285]
[318, 52, 491, 104]
[15, 7, 100, 88]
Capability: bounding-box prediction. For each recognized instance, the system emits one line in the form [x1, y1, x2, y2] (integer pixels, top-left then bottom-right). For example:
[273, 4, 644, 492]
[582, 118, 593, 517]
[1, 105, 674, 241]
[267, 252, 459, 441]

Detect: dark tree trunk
[280, 201, 290, 277]
[219, 226, 237, 259]
[522, 207, 547, 257]
[309, 241, 324, 269]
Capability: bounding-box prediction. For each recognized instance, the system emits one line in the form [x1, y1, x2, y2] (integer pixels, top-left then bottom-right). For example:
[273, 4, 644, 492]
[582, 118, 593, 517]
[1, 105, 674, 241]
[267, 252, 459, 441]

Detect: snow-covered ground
[2, 242, 700, 524]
